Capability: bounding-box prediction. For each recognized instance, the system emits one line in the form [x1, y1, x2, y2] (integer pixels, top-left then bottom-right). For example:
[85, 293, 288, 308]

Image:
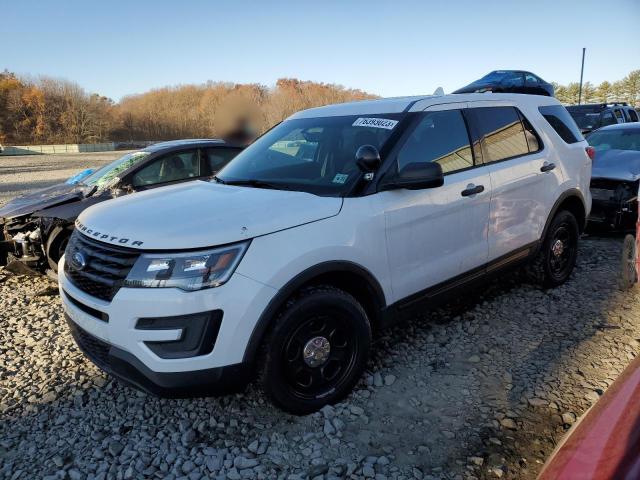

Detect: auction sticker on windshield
[352, 117, 398, 129]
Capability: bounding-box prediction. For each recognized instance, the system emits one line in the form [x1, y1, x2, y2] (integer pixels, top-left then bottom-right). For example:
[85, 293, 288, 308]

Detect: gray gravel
[1, 236, 638, 480]
[0, 152, 130, 207]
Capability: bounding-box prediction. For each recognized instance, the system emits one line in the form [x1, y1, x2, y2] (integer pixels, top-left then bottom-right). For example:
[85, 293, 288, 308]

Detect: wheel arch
[242, 261, 386, 364]
[542, 189, 588, 240]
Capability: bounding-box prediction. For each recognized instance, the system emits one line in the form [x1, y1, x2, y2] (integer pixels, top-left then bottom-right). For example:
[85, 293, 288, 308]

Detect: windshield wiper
[211, 175, 226, 184]
[222, 179, 293, 191]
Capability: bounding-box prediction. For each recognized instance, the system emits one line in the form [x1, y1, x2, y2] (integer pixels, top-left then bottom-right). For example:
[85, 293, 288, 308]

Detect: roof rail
[606, 102, 628, 107]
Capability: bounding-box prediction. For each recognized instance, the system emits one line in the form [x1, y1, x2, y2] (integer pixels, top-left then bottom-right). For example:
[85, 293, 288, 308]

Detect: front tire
[46, 227, 72, 272]
[529, 210, 579, 288]
[261, 285, 371, 414]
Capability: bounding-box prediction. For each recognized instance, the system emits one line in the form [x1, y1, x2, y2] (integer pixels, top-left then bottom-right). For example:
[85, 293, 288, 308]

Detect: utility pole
[578, 47, 586, 104]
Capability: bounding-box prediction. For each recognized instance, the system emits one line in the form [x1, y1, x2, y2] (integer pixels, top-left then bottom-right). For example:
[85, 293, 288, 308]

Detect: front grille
[64, 231, 140, 301]
[66, 316, 111, 369]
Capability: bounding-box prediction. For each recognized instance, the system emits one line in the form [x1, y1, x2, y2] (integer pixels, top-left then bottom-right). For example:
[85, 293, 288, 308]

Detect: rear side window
[397, 110, 473, 174]
[601, 111, 617, 127]
[627, 109, 639, 122]
[538, 105, 583, 144]
[466, 106, 530, 163]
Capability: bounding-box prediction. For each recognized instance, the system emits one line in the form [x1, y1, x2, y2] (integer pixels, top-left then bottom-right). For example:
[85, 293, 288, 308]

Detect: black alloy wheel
[535, 210, 579, 288]
[261, 285, 371, 414]
[282, 312, 358, 401]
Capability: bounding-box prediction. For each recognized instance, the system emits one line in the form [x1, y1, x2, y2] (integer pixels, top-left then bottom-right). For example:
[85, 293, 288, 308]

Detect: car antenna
[433, 87, 444, 96]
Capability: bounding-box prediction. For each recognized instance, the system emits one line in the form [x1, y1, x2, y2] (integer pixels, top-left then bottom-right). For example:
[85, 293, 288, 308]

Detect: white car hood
[76, 180, 342, 250]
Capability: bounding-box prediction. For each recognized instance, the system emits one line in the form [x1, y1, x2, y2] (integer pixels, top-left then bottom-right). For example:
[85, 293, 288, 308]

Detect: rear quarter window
[538, 105, 584, 144]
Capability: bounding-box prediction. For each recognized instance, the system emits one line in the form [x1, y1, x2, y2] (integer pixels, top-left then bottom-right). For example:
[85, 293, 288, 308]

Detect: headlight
[124, 241, 249, 291]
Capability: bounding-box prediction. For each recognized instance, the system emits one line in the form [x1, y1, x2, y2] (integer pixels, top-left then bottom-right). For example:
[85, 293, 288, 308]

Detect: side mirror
[382, 162, 444, 191]
[355, 145, 381, 172]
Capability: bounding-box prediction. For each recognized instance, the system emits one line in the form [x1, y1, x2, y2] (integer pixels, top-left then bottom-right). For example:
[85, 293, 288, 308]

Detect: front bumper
[59, 256, 278, 395]
[65, 314, 252, 396]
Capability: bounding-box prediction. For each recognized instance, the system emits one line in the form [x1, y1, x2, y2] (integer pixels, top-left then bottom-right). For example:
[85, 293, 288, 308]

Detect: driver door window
[397, 110, 474, 174]
[132, 150, 200, 188]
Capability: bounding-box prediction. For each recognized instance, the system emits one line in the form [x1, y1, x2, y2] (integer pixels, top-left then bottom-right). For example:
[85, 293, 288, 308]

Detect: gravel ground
[1, 236, 638, 480]
[0, 152, 129, 207]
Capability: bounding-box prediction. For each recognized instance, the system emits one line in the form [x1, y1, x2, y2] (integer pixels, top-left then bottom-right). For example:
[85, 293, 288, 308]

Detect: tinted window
[480, 71, 523, 87]
[629, 109, 639, 122]
[601, 111, 617, 127]
[614, 109, 624, 121]
[567, 109, 602, 130]
[397, 110, 473, 174]
[132, 150, 200, 187]
[538, 105, 583, 144]
[468, 107, 529, 162]
[205, 147, 241, 173]
[525, 74, 539, 86]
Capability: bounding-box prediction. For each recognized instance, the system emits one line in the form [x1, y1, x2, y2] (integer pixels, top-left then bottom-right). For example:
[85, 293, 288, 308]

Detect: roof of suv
[289, 93, 561, 119]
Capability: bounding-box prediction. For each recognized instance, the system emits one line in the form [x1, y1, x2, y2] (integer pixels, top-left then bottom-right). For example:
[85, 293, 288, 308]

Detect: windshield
[217, 114, 404, 196]
[588, 129, 640, 152]
[569, 110, 601, 130]
[82, 151, 151, 189]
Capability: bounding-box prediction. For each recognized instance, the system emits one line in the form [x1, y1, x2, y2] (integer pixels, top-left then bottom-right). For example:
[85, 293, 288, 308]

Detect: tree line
[552, 70, 640, 105]
[0, 73, 374, 145]
[0, 69, 638, 146]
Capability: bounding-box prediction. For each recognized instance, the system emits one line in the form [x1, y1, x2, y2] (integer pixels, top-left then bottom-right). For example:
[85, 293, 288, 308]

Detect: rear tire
[260, 285, 371, 414]
[528, 210, 579, 288]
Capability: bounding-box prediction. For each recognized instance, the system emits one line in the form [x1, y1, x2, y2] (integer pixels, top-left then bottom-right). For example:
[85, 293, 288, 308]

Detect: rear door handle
[540, 162, 556, 173]
[461, 184, 485, 197]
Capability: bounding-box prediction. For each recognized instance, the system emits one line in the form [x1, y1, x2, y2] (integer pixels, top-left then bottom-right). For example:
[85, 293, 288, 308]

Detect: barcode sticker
[352, 117, 398, 130]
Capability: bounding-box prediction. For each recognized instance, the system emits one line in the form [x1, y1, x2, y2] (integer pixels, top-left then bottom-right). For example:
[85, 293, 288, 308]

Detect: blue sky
[2, 0, 638, 101]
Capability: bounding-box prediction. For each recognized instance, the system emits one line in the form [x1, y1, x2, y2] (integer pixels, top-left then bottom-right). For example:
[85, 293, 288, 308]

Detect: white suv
[59, 93, 592, 413]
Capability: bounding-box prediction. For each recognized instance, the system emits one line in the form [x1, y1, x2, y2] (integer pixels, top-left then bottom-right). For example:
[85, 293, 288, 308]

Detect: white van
[59, 93, 592, 413]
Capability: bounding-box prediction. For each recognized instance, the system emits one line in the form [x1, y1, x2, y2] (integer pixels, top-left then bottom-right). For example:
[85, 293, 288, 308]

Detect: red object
[585, 146, 596, 161]
[538, 355, 640, 479]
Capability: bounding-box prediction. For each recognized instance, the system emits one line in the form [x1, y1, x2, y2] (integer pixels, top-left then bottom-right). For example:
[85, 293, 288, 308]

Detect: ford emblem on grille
[71, 251, 87, 271]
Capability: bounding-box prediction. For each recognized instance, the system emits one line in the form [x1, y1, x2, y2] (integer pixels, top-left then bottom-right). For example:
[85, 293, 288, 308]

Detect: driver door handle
[540, 162, 556, 173]
[461, 184, 484, 197]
